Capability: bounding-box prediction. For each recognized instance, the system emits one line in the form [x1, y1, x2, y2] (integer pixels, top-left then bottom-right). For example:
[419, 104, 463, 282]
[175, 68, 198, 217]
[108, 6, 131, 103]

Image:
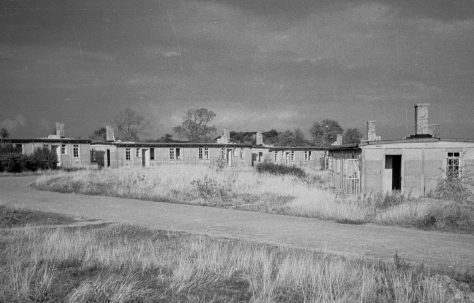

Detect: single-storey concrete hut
[0, 138, 92, 168]
[91, 142, 254, 169]
[328, 103, 474, 197]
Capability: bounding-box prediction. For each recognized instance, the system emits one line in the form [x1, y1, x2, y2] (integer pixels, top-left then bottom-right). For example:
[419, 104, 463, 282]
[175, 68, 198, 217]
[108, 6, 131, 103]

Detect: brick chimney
[332, 134, 343, 146]
[223, 129, 230, 143]
[415, 103, 430, 135]
[56, 122, 65, 138]
[256, 131, 263, 145]
[106, 125, 115, 141]
[367, 120, 381, 142]
[216, 129, 230, 144]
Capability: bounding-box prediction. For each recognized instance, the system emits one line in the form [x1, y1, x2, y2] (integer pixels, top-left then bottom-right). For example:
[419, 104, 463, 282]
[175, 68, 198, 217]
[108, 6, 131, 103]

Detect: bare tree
[173, 108, 217, 142]
[114, 108, 150, 141]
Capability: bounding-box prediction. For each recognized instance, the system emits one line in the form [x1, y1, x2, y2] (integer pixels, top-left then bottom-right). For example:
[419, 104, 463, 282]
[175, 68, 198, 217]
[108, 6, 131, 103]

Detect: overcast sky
[1, 0, 473, 140]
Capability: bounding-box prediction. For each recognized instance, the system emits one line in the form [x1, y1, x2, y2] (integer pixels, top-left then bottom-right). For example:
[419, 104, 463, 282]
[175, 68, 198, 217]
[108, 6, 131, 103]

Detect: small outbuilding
[328, 103, 474, 197]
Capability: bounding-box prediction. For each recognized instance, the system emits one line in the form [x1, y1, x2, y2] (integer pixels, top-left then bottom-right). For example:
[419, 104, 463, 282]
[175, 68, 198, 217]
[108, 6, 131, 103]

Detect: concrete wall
[22, 142, 91, 168]
[93, 145, 253, 169]
[254, 149, 325, 170]
[361, 141, 474, 197]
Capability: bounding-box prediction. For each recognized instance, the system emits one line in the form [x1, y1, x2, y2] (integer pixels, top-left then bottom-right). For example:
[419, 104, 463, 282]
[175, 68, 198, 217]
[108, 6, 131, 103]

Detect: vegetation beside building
[0, 146, 57, 173]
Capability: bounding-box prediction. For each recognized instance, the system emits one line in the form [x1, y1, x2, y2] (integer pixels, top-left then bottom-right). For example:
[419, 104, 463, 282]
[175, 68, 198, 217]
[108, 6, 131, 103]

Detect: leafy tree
[276, 130, 295, 146]
[160, 133, 174, 142]
[88, 127, 107, 141]
[293, 129, 307, 146]
[262, 129, 279, 145]
[343, 128, 363, 144]
[114, 108, 150, 141]
[173, 108, 217, 142]
[310, 119, 343, 146]
[1, 128, 9, 138]
[230, 131, 255, 144]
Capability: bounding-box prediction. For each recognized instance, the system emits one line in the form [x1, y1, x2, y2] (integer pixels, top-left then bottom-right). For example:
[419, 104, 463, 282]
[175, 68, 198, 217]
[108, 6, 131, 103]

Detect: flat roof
[361, 137, 474, 146]
[91, 142, 254, 148]
[267, 146, 327, 151]
[325, 143, 360, 151]
[0, 138, 91, 144]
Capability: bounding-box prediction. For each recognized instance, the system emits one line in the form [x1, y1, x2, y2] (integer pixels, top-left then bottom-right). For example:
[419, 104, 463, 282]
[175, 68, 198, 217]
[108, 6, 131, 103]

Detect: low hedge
[256, 162, 306, 178]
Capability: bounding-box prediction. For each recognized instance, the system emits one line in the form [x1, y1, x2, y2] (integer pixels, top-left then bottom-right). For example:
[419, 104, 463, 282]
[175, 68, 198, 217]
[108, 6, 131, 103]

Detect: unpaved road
[1, 176, 474, 269]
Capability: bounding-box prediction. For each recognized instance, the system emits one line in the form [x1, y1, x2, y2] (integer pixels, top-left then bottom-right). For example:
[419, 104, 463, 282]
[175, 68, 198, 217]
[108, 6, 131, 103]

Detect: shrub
[256, 162, 306, 179]
[0, 147, 57, 173]
[433, 174, 472, 203]
[191, 174, 235, 201]
[31, 147, 58, 170]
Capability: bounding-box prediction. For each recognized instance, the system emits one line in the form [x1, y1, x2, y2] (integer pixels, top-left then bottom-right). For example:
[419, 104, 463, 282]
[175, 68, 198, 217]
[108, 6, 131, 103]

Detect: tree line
[84, 107, 363, 146]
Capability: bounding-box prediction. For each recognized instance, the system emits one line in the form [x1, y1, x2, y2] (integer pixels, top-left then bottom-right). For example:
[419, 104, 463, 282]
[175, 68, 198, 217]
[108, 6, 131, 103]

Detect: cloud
[163, 51, 181, 57]
[0, 114, 26, 131]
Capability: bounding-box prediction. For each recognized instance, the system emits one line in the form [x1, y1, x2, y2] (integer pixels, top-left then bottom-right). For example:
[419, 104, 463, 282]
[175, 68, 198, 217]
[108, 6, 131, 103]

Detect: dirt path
[1, 176, 473, 269]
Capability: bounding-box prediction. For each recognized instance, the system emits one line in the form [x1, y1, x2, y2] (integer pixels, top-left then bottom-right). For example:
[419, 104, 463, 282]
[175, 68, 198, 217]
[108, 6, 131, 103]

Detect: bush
[256, 162, 306, 179]
[191, 175, 235, 201]
[0, 147, 57, 173]
[434, 175, 472, 203]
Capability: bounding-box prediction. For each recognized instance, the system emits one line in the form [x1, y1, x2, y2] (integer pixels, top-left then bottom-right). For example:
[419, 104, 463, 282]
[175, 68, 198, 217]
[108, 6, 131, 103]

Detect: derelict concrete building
[328, 104, 474, 197]
[91, 127, 253, 169]
[0, 123, 91, 168]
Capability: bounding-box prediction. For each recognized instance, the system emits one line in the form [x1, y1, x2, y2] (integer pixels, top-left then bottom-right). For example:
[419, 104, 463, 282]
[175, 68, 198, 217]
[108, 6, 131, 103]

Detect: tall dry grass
[1, 225, 471, 302]
[33, 166, 474, 231]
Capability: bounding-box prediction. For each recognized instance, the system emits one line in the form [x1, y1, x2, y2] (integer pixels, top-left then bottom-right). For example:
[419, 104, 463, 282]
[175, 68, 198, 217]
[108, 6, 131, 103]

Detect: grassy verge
[1, 223, 473, 302]
[33, 166, 474, 232]
[0, 205, 76, 228]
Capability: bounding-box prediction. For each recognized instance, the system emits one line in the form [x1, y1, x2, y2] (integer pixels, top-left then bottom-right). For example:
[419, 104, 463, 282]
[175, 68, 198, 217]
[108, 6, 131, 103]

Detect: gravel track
[1, 176, 473, 269]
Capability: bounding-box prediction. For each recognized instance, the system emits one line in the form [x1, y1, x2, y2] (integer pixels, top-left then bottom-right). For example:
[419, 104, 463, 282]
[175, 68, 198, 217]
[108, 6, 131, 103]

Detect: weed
[256, 162, 306, 179]
[33, 166, 474, 232]
[1, 225, 471, 303]
[433, 174, 472, 203]
[191, 174, 234, 201]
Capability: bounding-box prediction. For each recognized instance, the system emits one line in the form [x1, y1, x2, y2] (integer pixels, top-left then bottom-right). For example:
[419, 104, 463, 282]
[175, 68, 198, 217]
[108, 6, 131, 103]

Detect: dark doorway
[106, 149, 111, 167]
[142, 149, 146, 167]
[385, 155, 402, 191]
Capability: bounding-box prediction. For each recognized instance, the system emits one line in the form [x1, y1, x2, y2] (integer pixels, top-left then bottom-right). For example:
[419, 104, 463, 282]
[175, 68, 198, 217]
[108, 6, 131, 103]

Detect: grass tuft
[32, 166, 474, 232]
[1, 224, 472, 302]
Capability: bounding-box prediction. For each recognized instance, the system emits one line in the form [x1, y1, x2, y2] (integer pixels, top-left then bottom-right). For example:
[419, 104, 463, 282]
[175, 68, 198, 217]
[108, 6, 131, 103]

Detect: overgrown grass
[1, 224, 472, 302]
[256, 162, 306, 178]
[0, 205, 75, 228]
[33, 166, 474, 232]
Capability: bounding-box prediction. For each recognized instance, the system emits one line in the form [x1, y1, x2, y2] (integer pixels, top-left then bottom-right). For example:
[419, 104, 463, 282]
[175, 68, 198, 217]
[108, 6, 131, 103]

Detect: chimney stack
[106, 125, 115, 141]
[332, 134, 343, 146]
[216, 129, 230, 144]
[415, 103, 430, 135]
[256, 131, 263, 145]
[367, 120, 381, 142]
[223, 129, 230, 143]
[56, 122, 65, 138]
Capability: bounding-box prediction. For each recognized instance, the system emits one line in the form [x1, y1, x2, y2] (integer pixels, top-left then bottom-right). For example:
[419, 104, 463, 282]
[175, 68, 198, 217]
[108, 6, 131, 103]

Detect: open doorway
[384, 155, 402, 192]
[226, 149, 233, 166]
[106, 149, 111, 167]
[142, 149, 147, 167]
